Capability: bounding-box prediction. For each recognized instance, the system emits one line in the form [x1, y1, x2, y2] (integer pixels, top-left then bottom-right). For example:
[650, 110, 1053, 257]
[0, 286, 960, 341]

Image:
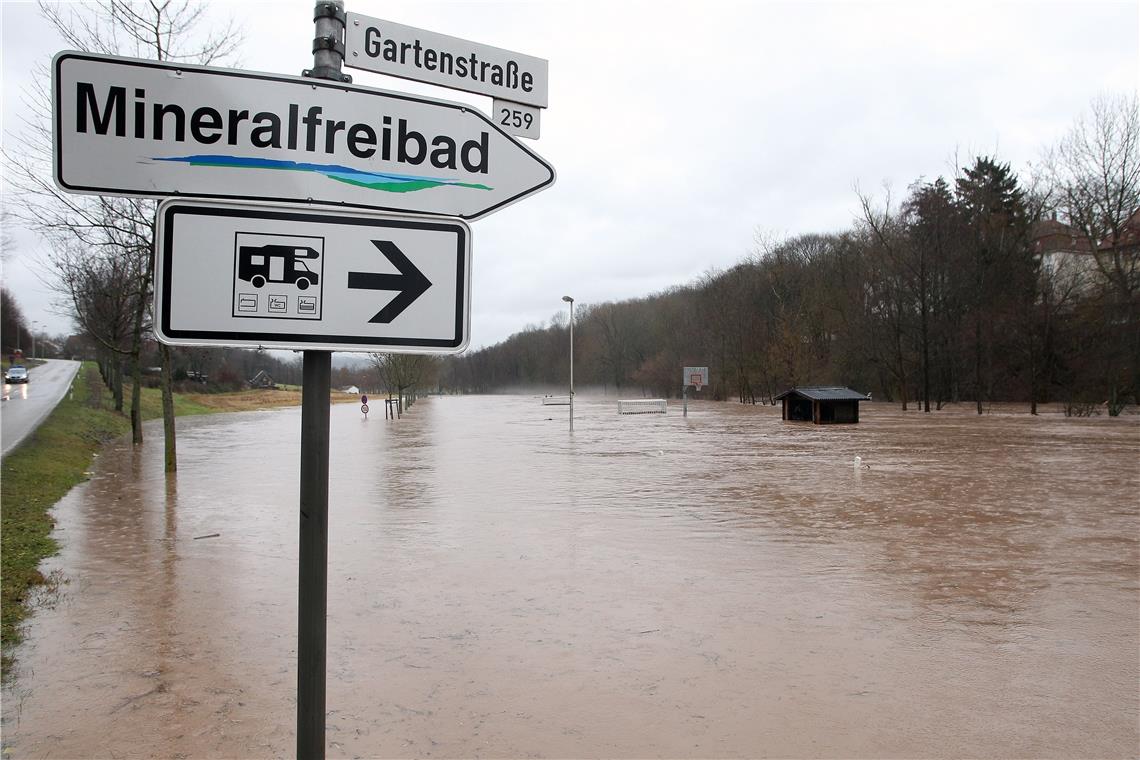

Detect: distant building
[249, 370, 276, 389]
[1099, 206, 1140, 253]
[1030, 217, 1095, 296]
[775, 386, 868, 424]
[1029, 207, 1140, 299]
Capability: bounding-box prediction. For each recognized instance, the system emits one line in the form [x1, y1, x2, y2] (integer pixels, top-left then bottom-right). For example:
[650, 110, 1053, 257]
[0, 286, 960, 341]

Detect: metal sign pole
[297, 3, 349, 758]
[297, 349, 330, 760]
[568, 299, 574, 433]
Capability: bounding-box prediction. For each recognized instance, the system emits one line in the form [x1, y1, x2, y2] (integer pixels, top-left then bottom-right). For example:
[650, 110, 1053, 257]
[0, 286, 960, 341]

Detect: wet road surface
[1, 360, 81, 458]
[2, 397, 1137, 758]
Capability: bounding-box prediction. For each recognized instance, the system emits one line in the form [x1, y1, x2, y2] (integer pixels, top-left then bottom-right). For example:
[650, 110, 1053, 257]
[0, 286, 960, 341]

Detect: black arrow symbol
[347, 240, 432, 323]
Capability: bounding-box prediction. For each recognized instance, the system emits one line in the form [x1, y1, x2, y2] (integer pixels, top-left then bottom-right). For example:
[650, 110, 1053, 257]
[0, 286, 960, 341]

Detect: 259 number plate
[493, 99, 541, 140]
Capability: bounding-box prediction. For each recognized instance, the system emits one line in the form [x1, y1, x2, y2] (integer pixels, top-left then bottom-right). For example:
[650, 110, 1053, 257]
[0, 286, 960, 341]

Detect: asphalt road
[1, 359, 82, 458]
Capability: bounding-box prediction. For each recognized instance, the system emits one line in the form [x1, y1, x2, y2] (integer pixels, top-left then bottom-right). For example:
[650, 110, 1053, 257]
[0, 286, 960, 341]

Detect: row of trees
[1, 287, 38, 360]
[4, 0, 242, 470]
[441, 96, 1138, 415]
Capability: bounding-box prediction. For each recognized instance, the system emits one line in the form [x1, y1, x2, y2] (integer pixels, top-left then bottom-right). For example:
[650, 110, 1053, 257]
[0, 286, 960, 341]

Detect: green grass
[1, 363, 129, 678]
[134, 381, 215, 419]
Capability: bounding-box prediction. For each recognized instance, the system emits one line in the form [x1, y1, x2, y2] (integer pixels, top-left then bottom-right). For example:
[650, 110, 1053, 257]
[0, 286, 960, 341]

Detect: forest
[440, 98, 1139, 416]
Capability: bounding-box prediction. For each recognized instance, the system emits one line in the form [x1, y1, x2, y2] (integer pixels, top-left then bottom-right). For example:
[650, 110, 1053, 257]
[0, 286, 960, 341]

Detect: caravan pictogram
[231, 233, 324, 320]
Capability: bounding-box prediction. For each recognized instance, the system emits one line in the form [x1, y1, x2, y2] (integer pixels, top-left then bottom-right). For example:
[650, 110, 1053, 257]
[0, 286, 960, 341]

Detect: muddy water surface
[3, 397, 1137, 758]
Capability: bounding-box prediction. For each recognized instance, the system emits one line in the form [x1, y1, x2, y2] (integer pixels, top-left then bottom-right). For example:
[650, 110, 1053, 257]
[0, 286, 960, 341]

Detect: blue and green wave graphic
[152, 155, 492, 193]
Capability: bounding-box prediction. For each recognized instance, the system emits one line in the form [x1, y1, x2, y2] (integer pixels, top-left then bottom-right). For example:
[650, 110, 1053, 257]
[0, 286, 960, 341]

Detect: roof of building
[1030, 207, 1140, 254]
[249, 370, 275, 384]
[1101, 207, 1140, 250]
[774, 386, 869, 402]
[1031, 218, 1092, 255]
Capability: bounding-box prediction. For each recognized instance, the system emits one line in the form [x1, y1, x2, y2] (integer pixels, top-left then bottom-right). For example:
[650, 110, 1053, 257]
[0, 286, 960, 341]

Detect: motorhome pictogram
[237, 245, 321, 290]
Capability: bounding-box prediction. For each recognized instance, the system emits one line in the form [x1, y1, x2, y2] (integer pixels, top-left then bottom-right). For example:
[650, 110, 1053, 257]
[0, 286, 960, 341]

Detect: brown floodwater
[2, 397, 1137, 758]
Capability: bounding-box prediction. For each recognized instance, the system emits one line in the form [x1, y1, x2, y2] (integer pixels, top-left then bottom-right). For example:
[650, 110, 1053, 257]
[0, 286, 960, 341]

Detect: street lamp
[31, 322, 41, 360]
[562, 295, 574, 433]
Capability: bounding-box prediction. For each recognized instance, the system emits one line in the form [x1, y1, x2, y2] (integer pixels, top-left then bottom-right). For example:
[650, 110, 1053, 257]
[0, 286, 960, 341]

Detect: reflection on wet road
[2, 397, 1137, 757]
[1, 360, 82, 457]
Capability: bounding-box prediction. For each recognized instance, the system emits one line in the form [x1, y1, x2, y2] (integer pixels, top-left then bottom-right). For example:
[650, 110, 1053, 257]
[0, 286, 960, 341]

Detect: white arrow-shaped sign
[154, 200, 471, 353]
[54, 52, 555, 220]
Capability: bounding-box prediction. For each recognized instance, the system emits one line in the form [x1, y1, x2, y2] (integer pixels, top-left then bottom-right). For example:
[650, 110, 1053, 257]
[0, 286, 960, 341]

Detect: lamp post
[562, 295, 574, 433]
[31, 322, 41, 360]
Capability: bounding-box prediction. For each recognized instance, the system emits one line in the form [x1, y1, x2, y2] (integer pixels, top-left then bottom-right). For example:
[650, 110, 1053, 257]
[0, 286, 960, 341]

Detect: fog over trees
[441, 96, 1139, 416]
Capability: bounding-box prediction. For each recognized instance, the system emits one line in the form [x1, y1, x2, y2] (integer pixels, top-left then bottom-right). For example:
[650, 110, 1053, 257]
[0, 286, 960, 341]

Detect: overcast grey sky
[3, 0, 1138, 351]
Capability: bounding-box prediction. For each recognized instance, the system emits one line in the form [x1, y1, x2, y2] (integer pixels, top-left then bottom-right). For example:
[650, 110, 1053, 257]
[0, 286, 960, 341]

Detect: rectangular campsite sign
[53, 52, 555, 220]
[154, 200, 471, 353]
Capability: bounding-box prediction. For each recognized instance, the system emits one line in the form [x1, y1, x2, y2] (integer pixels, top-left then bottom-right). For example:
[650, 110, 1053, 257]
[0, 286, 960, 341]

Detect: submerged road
[1, 397, 1137, 757]
[1, 359, 81, 458]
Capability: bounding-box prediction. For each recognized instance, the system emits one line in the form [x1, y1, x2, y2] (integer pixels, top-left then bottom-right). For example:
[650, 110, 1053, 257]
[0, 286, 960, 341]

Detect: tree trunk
[129, 253, 153, 445]
[113, 359, 124, 413]
[921, 298, 930, 412]
[160, 342, 177, 472]
[130, 346, 143, 444]
[1029, 332, 1039, 415]
[896, 328, 909, 411]
[974, 319, 983, 414]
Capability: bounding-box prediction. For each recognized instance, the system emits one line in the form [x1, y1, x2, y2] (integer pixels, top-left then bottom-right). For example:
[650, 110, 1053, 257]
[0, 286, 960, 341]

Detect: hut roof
[774, 386, 868, 401]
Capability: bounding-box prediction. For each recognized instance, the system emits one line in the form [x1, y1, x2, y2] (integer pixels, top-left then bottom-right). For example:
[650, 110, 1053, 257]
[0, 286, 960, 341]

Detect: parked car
[4, 365, 29, 384]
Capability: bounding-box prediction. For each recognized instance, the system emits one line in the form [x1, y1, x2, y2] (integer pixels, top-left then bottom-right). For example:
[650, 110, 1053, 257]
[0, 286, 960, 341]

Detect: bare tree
[1046, 94, 1140, 413]
[53, 240, 141, 410]
[858, 187, 919, 410]
[3, 0, 241, 468]
[592, 302, 633, 391]
[371, 353, 439, 410]
[0, 212, 15, 267]
[899, 178, 959, 412]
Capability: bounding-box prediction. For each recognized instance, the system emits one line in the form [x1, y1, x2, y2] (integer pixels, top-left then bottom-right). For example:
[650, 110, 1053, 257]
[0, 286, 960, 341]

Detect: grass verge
[1, 364, 127, 678]
[1, 364, 358, 680]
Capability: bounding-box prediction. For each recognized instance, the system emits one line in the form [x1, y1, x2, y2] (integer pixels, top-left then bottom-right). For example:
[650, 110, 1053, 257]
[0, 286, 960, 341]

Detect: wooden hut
[248, 370, 277, 389]
[775, 386, 867, 424]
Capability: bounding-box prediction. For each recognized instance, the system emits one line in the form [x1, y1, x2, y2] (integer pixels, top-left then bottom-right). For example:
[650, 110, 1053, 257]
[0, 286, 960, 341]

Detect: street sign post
[154, 199, 471, 353]
[344, 14, 548, 108]
[54, 51, 554, 220]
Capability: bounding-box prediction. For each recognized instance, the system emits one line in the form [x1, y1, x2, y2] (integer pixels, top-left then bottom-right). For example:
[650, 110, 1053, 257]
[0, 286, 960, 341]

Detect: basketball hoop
[690, 373, 704, 391]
